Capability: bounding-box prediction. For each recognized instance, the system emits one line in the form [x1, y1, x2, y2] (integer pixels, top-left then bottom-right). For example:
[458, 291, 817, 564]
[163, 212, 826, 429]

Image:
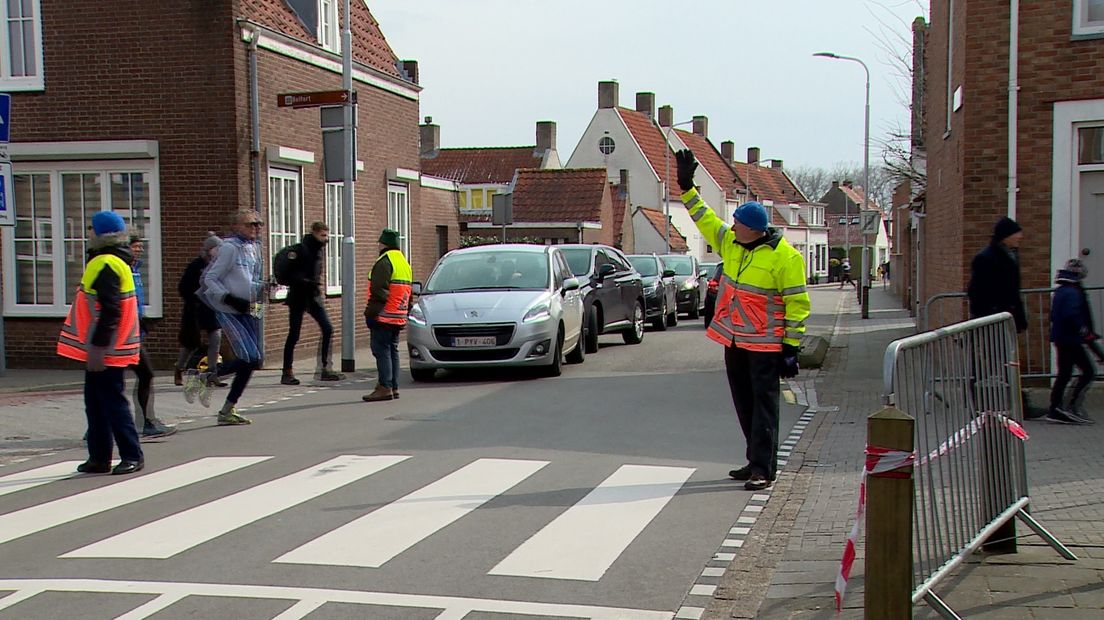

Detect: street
[0, 316, 808, 619]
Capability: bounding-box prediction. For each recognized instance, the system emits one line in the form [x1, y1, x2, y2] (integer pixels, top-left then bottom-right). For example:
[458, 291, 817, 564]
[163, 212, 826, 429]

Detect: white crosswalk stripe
[276, 457, 548, 568]
[0, 460, 85, 498]
[63, 455, 409, 559]
[0, 457, 270, 546]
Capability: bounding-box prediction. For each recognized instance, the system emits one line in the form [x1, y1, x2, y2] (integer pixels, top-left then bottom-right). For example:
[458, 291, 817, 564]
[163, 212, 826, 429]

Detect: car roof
[447, 244, 551, 256]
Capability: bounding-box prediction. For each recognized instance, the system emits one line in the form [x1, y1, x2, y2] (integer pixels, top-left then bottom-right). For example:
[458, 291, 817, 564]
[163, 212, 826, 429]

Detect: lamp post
[814, 51, 871, 319]
[663, 119, 696, 254]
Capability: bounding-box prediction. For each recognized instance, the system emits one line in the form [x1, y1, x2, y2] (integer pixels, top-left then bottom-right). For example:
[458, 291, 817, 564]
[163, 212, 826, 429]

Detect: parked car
[559, 244, 646, 352]
[406, 244, 585, 381]
[702, 261, 724, 327]
[626, 254, 678, 330]
[661, 254, 708, 319]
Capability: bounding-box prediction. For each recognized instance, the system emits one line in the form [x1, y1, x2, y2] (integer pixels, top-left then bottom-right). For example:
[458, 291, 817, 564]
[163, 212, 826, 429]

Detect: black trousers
[130, 344, 155, 426]
[724, 345, 781, 479]
[283, 298, 333, 371]
[1050, 342, 1095, 411]
[85, 367, 143, 464]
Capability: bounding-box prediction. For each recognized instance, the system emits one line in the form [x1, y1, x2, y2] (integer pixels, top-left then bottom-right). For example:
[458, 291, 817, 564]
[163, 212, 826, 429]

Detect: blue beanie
[91, 211, 126, 236]
[733, 202, 769, 232]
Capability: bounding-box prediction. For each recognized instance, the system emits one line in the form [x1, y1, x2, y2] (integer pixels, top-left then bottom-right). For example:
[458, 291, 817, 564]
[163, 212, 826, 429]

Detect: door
[594, 250, 624, 325]
[1079, 170, 1104, 327]
[554, 251, 583, 343]
[609, 249, 641, 320]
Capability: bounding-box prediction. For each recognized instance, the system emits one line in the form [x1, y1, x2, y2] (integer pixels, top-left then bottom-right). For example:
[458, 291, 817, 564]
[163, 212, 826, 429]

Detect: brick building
[921, 1, 1104, 332]
[1, 0, 455, 368]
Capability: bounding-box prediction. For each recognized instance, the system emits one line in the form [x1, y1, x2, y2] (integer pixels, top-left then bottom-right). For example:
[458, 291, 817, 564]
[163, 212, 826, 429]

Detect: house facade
[2, 0, 452, 368]
[821, 180, 890, 280]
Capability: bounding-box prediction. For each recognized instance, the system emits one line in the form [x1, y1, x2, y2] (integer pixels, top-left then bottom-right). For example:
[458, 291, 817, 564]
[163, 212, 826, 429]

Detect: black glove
[779, 344, 800, 379]
[675, 149, 698, 191]
[224, 294, 250, 314]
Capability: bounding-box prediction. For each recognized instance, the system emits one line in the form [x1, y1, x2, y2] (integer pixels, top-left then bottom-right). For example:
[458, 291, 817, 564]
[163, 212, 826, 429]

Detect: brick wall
[412, 185, 460, 279]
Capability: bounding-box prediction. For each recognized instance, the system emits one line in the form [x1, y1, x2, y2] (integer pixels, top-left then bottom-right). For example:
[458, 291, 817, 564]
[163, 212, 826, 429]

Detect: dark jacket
[87, 244, 133, 348]
[967, 242, 1027, 331]
[364, 249, 398, 330]
[286, 234, 325, 305]
[1051, 283, 1094, 345]
[178, 255, 219, 339]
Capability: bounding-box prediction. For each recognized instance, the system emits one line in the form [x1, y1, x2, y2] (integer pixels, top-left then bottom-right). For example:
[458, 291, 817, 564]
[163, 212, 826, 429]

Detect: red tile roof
[734, 162, 808, 205]
[242, 0, 402, 78]
[636, 207, 688, 253]
[610, 181, 628, 248]
[616, 108, 680, 197]
[839, 184, 879, 211]
[674, 130, 747, 195]
[421, 147, 543, 184]
[511, 168, 610, 223]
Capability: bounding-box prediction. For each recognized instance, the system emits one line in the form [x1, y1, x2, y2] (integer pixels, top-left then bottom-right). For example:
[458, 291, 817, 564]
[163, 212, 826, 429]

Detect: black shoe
[729, 465, 752, 481]
[319, 370, 345, 381]
[141, 421, 178, 440]
[281, 374, 300, 386]
[745, 475, 772, 491]
[76, 461, 111, 474]
[112, 459, 145, 475]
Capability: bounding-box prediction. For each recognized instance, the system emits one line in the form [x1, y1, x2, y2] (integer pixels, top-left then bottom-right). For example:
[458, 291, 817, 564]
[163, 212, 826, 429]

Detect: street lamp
[663, 119, 695, 254]
[814, 51, 871, 319]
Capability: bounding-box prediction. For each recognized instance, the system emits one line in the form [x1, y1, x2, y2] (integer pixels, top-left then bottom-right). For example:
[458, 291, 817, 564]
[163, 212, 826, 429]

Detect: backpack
[273, 243, 302, 286]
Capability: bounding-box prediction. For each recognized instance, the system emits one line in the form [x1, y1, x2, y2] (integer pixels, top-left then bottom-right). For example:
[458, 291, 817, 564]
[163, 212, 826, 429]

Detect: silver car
[407, 244, 585, 380]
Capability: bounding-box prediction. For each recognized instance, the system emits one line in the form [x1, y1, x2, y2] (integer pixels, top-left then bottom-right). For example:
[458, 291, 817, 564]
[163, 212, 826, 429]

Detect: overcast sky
[369, 0, 929, 171]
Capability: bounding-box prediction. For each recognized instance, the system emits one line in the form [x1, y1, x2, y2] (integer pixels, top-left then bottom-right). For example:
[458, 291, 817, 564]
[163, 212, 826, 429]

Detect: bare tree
[789, 165, 831, 203]
[791, 162, 895, 211]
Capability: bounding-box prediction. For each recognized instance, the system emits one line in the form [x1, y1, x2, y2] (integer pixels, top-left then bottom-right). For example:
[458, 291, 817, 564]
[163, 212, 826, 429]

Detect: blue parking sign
[0, 162, 12, 226]
[0, 93, 10, 143]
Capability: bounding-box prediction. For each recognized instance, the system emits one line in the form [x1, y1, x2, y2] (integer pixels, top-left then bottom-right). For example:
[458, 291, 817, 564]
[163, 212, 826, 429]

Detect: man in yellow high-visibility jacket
[676, 149, 811, 490]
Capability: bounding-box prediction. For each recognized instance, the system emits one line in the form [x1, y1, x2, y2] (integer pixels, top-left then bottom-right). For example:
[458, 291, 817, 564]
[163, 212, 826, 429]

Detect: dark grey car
[559, 244, 646, 353]
[626, 254, 678, 330]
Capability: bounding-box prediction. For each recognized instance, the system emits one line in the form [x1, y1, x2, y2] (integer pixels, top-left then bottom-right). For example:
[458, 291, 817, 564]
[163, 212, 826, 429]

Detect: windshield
[628, 256, 659, 277]
[426, 251, 549, 292]
[560, 248, 593, 276]
[663, 255, 694, 276]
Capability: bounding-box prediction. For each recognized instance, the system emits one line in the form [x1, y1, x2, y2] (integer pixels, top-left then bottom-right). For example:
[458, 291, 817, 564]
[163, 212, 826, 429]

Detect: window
[470, 189, 483, 211]
[268, 168, 302, 299]
[318, 0, 339, 53]
[387, 183, 411, 259]
[1, 0, 42, 90]
[1074, 0, 1104, 37]
[324, 182, 345, 294]
[1079, 126, 1104, 164]
[3, 161, 161, 316]
[789, 207, 800, 226]
[598, 136, 616, 155]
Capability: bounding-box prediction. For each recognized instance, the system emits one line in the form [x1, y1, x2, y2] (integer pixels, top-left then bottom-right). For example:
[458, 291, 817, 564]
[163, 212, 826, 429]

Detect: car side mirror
[699, 268, 709, 278]
[411, 282, 423, 296]
[597, 264, 616, 280]
[562, 277, 581, 294]
[662, 269, 676, 278]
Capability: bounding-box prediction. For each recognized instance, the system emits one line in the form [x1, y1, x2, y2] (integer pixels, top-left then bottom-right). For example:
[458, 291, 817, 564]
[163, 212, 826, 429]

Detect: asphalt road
[0, 317, 808, 620]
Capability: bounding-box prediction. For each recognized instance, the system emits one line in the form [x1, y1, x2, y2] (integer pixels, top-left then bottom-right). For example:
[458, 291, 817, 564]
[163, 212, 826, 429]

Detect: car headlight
[408, 303, 427, 325]
[643, 282, 658, 294]
[522, 302, 551, 323]
[682, 279, 698, 290]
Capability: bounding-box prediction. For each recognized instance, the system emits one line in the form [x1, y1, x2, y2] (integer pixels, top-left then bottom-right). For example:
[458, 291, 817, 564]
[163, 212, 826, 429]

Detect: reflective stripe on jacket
[681, 187, 810, 352]
[367, 249, 413, 328]
[57, 253, 142, 366]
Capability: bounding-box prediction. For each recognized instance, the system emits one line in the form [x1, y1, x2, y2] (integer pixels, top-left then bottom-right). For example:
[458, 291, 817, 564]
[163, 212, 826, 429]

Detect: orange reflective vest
[367, 249, 413, 328]
[57, 252, 142, 366]
[682, 188, 811, 352]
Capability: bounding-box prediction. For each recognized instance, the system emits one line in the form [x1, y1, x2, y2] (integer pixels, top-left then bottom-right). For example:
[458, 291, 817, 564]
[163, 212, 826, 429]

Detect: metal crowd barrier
[922, 286, 1104, 379]
[883, 312, 1076, 619]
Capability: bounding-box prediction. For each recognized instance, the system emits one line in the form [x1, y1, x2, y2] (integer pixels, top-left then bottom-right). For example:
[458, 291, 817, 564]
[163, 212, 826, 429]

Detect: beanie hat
[91, 211, 126, 236]
[733, 202, 769, 232]
[992, 216, 1022, 243]
[1056, 258, 1088, 284]
[379, 228, 401, 248]
[201, 233, 222, 253]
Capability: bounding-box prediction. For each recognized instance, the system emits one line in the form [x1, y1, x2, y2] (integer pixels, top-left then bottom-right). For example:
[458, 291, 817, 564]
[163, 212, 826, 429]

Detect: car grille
[431, 348, 520, 362]
[433, 324, 515, 347]
[677, 290, 694, 301]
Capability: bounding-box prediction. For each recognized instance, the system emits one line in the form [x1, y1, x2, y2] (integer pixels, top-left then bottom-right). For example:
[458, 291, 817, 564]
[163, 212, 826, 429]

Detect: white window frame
[324, 181, 345, 295]
[268, 167, 303, 300]
[0, 0, 43, 91]
[1074, 0, 1104, 37]
[387, 182, 411, 261]
[2, 159, 162, 317]
[318, 0, 340, 53]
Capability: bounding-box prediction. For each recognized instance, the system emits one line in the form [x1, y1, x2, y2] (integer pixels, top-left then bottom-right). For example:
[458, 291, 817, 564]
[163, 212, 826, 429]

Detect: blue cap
[91, 211, 126, 236]
[733, 202, 769, 232]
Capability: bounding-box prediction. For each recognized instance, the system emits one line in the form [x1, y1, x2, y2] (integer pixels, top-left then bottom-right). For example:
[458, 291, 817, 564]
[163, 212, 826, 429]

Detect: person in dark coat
[1048, 259, 1096, 424]
[174, 233, 223, 386]
[281, 221, 344, 385]
[967, 217, 1027, 331]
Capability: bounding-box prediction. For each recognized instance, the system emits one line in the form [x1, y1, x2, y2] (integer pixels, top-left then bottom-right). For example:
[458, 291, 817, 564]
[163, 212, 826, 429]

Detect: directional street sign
[0, 93, 11, 144]
[860, 210, 881, 236]
[277, 90, 357, 109]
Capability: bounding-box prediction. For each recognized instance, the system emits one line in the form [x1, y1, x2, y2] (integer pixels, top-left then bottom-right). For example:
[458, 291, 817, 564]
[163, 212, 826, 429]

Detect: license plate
[453, 336, 497, 347]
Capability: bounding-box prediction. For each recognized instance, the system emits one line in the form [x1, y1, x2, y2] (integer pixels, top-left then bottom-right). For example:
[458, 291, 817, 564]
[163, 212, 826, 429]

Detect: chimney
[598, 80, 619, 109]
[770, 159, 783, 169]
[635, 92, 656, 120]
[401, 60, 419, 84]
[658, 105, 673, 128]
[747, 147, 760, 164]
[720, 141, 735, 162]
[536, 121, 556, 152]
[619, 169, 630, 198]
[843, 180, 853, 188]
[832, 180, 840, 189]
[692, 115, 708, 137]
[419, 116, 439, 158]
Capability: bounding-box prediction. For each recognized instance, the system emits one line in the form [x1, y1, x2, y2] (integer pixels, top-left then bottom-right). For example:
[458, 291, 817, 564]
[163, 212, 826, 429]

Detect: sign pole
[0, 93, 11, 376]
[339, 0, 356, 373]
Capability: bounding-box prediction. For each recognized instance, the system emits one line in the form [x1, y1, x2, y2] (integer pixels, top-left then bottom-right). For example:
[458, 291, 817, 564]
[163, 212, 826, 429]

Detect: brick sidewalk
[707, 286, 1104, 619]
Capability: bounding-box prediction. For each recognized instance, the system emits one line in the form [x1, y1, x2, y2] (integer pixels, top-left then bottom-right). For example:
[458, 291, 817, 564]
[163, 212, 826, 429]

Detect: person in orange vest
[57, 211, 145, 475]
[362, 228, 413, 402]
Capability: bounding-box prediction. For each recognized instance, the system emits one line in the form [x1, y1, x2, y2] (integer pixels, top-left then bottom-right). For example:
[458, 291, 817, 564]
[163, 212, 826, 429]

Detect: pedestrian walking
[190, 209, 267, 425]
[1048, 259, 1096, 425]
[675, 150, 811, 491]
[174, 233, 224, 386]
[57, 211, 144, 475]
[362, 228, 413, 403]
[278, 221, 344, 385]
[839, 259, 856, 288]
[128, 234, 176, 439]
